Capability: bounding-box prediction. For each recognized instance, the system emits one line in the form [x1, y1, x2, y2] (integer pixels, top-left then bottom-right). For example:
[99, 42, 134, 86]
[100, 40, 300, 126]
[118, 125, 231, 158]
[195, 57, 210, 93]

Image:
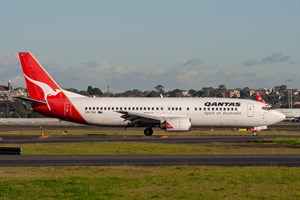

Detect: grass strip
[0, 166, 299, 200]
[1, 142, 300, 155]
[250, 138, 300, 145]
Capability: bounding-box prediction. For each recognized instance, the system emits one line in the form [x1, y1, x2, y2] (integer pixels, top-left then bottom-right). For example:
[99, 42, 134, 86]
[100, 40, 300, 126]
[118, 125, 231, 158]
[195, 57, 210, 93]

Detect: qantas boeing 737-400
[17, 52, 285, 136]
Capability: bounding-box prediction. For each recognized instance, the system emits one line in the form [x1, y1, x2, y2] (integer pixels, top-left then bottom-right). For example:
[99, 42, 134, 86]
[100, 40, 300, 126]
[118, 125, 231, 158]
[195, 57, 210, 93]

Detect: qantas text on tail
[18, 52, 285, 136]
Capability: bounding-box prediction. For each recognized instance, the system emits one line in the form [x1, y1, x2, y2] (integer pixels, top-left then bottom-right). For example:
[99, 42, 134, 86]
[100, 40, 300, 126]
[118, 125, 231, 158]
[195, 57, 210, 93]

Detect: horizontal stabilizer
[13, 96, 48, 105]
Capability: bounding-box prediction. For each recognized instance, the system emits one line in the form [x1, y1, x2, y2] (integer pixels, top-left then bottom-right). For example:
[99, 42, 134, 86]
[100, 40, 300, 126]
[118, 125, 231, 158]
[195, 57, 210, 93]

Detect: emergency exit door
[64, 102, 72, 117]
[247, 104, 254, 117]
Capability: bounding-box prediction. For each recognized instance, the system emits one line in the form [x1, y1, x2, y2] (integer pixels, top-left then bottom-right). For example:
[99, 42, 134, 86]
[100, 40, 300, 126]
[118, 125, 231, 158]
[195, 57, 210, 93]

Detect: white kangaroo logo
[24, 74, 61, 110]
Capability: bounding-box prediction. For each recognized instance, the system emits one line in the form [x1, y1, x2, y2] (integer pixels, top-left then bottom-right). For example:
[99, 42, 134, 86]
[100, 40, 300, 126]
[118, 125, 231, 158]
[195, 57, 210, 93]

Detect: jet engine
[160, 117, 191, 132]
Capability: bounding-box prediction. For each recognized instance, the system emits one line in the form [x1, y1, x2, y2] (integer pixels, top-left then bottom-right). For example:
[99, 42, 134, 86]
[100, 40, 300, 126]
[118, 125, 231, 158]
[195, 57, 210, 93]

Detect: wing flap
[117, 111, 162, 126]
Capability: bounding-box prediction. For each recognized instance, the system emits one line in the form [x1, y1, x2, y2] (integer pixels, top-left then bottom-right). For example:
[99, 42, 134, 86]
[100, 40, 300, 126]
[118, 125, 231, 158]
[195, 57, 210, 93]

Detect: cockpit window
[262, 106, 271, 111]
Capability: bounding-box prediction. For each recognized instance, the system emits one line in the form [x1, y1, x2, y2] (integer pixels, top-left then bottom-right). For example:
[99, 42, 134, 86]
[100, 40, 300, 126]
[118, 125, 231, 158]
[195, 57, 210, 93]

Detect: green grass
[1, 142, 300, 155]
[250, 138, 300, 145]
[0, 166, 299, 200]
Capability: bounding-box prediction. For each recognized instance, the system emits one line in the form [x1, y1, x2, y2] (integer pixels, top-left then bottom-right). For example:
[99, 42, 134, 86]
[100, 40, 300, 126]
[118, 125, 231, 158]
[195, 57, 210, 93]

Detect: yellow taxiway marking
[39, 135, 49, 139]
[160, 135, 169, 139]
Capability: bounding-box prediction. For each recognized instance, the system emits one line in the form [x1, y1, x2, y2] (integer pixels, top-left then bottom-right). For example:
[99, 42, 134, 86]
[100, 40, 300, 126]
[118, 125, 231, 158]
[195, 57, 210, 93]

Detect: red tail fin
[18, 52, 87, 124]
[19, 52, 61, 103]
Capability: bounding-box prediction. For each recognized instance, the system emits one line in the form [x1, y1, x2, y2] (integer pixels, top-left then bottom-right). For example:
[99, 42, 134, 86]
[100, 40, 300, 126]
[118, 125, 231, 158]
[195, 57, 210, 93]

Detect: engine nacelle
[249, 126, 268, 131]
[160, 118, 191, 132]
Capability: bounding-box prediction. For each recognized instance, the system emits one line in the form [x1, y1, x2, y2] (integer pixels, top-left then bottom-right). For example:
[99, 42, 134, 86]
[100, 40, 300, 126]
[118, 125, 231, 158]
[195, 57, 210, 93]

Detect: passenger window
[195, 108, 197, 111]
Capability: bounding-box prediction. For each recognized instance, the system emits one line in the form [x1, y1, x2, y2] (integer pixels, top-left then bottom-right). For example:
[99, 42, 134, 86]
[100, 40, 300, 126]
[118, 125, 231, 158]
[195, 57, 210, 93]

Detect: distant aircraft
[274, 108, 300, 120]
[18, 52, 285, 136]
[255, 93, 300, 120]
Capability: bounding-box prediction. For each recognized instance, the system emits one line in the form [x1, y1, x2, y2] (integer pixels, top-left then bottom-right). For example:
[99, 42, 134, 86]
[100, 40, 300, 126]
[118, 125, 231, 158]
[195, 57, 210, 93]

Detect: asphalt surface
[0, 122, 299, 132]
[0, 123, 299, 167]
[1, 154, 299, 167]
[1, 134, 300, 144]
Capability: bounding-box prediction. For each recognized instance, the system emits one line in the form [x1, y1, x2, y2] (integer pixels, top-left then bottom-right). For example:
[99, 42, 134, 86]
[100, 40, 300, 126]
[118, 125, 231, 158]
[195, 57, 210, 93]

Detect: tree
[87, 86, 103, 96]
[155, 85, 164, 94]
[218, 85, 226, 91]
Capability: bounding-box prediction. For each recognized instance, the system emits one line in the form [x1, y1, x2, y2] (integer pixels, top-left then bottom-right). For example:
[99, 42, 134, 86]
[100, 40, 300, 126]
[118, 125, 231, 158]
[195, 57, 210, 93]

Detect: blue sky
[0, 0, 299, 92]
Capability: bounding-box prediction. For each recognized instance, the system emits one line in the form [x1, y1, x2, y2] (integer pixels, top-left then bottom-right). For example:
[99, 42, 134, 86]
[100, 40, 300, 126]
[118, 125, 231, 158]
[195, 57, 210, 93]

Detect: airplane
[17, 52, 285, 136]
[255, 93, 300, 121]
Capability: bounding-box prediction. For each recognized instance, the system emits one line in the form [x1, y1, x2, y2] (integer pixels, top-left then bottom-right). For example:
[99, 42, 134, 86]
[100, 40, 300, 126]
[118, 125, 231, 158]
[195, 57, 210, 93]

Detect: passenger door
[247, 104, 254, 117]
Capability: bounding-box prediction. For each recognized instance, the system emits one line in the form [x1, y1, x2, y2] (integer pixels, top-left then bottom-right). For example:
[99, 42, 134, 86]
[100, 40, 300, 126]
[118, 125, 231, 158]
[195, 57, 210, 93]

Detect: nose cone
[270, 110, 286, 124]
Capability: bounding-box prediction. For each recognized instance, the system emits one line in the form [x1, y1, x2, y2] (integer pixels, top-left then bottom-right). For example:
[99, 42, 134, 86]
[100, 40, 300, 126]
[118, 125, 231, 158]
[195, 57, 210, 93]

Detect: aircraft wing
[117, 111, 162, 126]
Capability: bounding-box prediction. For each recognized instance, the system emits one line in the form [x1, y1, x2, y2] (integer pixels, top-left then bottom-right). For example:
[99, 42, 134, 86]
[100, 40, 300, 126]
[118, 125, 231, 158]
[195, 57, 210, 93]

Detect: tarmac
[0, 121, 299, 167]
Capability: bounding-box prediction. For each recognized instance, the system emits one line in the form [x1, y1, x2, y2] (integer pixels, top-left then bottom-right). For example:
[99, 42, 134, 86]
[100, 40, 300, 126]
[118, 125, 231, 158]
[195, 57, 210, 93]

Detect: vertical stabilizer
[18, 52, 87, 124]
[19, 52, 61, 103]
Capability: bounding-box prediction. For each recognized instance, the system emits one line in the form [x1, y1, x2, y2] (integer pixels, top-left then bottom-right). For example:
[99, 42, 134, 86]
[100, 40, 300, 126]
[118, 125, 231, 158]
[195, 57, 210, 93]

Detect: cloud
[182, 58, 203, 68]
[0, 54, 20, 75]
[243, 52, 290, 67]
[0, 53, 24, 87]
[1, 53, 298, 92]
[261, 52, 290, 64]
[243, 59, 260, 67]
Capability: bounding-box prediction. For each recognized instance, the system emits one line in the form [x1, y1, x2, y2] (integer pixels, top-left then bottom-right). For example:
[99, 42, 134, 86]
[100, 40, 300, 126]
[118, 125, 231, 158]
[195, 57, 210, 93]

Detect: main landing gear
[144, 127, 153, 136]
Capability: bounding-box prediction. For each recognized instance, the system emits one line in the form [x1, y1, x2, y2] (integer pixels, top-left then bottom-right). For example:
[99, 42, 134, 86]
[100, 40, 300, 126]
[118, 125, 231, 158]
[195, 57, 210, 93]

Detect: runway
[1, 154, 299, 167]
[1, 123, 299, 167]
[1, 134, 300, 144]
[0, 122, 299, 132]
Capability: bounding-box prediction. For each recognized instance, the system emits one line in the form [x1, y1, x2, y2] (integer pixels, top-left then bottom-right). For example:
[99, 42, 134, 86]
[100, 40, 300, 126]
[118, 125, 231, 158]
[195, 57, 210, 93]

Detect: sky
[0, 0, 299, 92]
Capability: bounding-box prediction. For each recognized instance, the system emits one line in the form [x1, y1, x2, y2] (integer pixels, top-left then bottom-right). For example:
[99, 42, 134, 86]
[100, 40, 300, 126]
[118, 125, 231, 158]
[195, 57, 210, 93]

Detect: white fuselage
[69, 96, 285, 128]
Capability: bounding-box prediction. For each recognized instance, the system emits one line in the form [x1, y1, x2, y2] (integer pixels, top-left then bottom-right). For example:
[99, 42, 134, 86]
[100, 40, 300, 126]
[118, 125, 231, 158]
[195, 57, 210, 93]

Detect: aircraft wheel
[144, 127, 153, 136]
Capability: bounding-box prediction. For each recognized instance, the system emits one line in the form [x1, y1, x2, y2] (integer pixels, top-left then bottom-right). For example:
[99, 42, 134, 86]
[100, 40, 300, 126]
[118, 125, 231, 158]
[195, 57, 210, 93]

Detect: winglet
[255, 93, 266, 103]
